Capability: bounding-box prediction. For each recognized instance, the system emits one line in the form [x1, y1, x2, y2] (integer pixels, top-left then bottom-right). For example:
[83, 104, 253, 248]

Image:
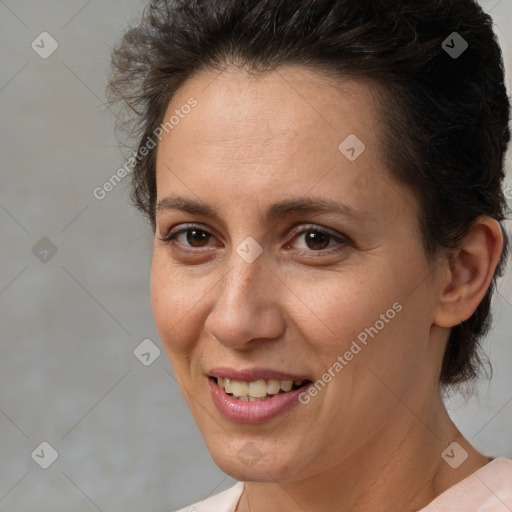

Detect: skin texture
[150, 65, 503, 511]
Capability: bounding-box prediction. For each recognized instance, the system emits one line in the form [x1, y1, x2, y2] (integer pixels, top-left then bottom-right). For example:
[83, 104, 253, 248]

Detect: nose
[204, 252, 285, 350]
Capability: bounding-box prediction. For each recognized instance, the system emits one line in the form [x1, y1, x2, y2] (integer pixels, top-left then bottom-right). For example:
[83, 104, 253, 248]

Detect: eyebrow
[155, 194, 358, 220]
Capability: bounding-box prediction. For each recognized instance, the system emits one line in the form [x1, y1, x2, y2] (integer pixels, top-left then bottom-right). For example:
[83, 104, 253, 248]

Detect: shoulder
[421, 458, 512, 511]
[173, 482, 245, 512]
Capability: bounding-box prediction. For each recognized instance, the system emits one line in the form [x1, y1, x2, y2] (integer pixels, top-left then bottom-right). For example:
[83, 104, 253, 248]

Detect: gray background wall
[0, 1, 511, 511]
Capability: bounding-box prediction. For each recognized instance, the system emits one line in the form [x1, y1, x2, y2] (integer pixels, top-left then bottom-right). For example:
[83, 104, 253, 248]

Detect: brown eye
[302, 231, 332, 251]
[159, 226, 213, 248]
[182, 229, 211, 247]
[289, 226, 347, 253]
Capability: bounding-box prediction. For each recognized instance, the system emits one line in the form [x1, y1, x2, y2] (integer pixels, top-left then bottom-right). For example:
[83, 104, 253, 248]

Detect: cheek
[294, 273, 395, 353]
[297, 263, 428, 379]
[150, 253, 199, 357]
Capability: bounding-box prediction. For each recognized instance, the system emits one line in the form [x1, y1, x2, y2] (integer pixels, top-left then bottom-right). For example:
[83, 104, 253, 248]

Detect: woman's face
[151, 66, 446, 482]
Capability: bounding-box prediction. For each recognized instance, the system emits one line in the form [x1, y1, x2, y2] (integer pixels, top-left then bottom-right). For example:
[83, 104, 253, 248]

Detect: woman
[108, 0, 512, 510]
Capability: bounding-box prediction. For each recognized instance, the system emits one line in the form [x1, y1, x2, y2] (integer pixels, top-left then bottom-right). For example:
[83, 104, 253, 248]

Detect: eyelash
[157, 224, 349, 255]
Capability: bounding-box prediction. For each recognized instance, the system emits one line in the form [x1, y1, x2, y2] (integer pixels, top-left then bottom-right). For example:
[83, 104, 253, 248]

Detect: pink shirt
[174, 458, 512, 512]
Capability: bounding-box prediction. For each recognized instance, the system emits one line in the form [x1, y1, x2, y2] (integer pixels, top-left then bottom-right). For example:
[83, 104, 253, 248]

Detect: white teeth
[280, 380, 293, 392]
[267, 379, 281, 395]
[215, 377, 306, 399]
[248, 380, 267, 398]
[230, 380, 249, 397]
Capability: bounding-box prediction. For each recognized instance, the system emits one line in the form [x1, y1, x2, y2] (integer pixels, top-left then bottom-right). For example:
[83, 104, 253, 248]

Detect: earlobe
[433, 217, 504, 328]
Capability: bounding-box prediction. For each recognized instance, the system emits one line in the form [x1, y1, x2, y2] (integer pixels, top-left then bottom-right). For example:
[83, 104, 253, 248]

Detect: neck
[236, 393, 489, 512]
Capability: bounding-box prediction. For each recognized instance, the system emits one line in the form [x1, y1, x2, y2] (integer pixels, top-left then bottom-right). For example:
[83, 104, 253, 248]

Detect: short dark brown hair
[107, 0, 510, 387]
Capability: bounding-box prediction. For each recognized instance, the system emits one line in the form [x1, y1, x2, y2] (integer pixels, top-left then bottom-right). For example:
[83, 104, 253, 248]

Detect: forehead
[154, 65, 415, 223]
[159, 64, 381, 154]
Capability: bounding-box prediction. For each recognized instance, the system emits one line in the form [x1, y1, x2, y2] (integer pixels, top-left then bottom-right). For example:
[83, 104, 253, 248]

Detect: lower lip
[208, 378, 311, 424]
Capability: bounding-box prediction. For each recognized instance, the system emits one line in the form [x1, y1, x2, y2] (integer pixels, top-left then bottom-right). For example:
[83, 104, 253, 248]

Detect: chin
[207, 439, 303, 483]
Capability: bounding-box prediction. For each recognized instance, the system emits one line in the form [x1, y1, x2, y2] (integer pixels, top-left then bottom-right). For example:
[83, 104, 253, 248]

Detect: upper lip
[208, 367, 312, 382]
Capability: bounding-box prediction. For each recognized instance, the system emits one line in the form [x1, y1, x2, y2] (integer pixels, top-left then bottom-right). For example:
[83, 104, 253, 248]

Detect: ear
[433, 217, 504, 328]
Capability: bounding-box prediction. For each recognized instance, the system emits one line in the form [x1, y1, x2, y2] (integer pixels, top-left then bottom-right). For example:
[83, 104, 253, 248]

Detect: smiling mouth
[210, 376, 312, 401]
